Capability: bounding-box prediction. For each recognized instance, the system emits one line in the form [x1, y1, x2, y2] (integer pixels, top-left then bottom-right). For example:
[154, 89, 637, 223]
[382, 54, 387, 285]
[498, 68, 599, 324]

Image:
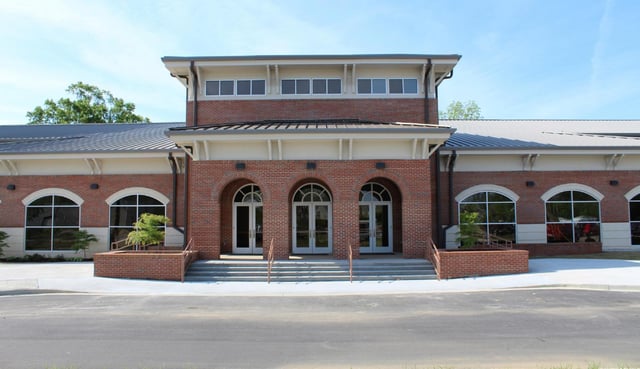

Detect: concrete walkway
[1, 258, 639, 296]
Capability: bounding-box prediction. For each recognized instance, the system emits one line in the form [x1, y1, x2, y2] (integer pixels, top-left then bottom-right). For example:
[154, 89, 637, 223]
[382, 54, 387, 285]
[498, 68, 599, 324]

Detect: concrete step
[184, 259, 437, 282]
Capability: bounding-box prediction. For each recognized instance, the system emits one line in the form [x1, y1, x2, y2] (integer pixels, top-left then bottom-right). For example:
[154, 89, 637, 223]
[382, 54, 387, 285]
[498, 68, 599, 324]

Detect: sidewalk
[1, 258, 640, 296]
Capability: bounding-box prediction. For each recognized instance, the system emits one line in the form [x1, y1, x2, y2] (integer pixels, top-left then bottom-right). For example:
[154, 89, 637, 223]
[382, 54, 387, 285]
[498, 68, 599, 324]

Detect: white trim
[624, 185, 640, 201]
[455, 184, 520, 202]
[541, 183, 604, 201]
[105, 187, 170, 205]
[22, 188, 84, 206]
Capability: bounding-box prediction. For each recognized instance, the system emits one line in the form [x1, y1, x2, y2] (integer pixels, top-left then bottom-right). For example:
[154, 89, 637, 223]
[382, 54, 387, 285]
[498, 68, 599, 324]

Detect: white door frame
[292, 202, 333, 254]
[359, 201, 393, 253]
[232, 203, 263, 255]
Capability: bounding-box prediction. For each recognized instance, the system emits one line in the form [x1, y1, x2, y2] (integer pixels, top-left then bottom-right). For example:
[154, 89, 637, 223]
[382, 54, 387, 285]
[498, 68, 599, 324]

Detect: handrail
[485, 234, 514, 249]
[180, 238, 197, 283]
[348, 243, 353, 283]
[184, 237, 194, 251]
[110, 238, 131, 251]
[426, 238, 441, 280]
[267, 238, 274, 284]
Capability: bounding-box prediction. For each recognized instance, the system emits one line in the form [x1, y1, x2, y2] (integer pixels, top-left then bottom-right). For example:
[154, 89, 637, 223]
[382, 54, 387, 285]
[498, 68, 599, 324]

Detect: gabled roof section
[0, 123, 184, 155]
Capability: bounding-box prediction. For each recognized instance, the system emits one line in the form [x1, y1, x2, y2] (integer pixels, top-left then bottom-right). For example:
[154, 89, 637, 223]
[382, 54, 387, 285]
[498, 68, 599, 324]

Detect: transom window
[25, 195, 80, 251]
[234, 184, 262, 203]
[357, 78, 418, 95]
[459, 191, 516, 241]
[293, 184, 331, 202]
[629, 194, 640, 245]
[205, 80, 266, 96]
[359, 183, 391, 202]
[546, 190, 600, 243]
[282, 78, 341, 95]
[109, 194, 166, 244]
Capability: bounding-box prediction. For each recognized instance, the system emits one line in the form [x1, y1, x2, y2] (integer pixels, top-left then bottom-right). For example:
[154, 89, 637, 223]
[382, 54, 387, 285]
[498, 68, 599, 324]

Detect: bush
[0, 231, 8, 257]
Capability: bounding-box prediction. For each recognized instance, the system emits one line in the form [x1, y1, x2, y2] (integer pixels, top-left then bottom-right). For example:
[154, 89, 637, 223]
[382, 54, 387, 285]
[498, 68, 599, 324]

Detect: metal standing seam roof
[443, 120, 640, 150]
[167, 119, 454, 136]
[0, 123, 185, 154]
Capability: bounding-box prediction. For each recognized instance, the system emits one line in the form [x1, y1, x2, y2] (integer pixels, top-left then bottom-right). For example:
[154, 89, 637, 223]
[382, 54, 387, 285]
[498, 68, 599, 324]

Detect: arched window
[359, 182, 393, 253]
[25, 195, 80, 251]
[292, 183, 332, 254]
[234, 184, 262, 203]
[630, 194, 640, 245]
[109, 194, 166, 244]
[459, 191, 516, 241]
[233, 184, 263, 255]
[546, 190, 600, 243]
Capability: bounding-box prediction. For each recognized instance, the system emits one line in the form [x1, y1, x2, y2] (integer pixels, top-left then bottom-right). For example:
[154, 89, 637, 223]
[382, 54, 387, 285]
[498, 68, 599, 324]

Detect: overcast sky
[1, 0, 638, 124]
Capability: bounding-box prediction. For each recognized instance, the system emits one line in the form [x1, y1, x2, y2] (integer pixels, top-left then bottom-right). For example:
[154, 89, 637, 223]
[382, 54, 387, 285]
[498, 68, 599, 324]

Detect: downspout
[444, 150, 457, 248]
[434, 148, 442, 247]
[183, 147, 190, 245]
[424, 59, 432, 123]
[168, 153, 184, 239]
[189, 60, 199, 127]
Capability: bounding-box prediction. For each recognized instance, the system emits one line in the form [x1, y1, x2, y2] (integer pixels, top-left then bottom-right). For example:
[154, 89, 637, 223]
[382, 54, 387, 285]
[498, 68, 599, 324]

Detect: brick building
[1, 54, 639, 261]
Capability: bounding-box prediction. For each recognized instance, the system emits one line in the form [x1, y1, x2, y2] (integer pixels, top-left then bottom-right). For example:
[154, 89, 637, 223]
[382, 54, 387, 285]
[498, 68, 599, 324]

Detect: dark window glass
[296, 79, 310, 94]
[31, 196, 53, 206]
[630, 202, 640, 221]
[573, 191, 596, 201]
[488, 224, 515, 241]
[546, 202, 572, 222]
[462, 193, 486, 203]
[547, 223, 573, 243]
[389, 79, 403, 93]
[573, 202, 599, 222]
[237, 80, 251, 95]
[25, 228, 52, 250]
[312, 80, 326, 94]
[282, 80, 295, 94]
[54, 207, 79, 227]
[26, 207, 53, 226]
[357, 79, 371, 94]
[487, 192, 510, 202]
[110, 207, 137, 227]
[220, 80, 234, 95]
[138, 195, 162, 206]
[488, 202, 515, 223]
[205, 81, 220, 96]
[631, 223, 640, 245]
[327, 79, 341, 94]
[114, 195, 137, 206]
[549, 192, 571, 201]
[53, 228, 76, 250]
[546, 190, 600, 243]
[252, 80, 266, 95]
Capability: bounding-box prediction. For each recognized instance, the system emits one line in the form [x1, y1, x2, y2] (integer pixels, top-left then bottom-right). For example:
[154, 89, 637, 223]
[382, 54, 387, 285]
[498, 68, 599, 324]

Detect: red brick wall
[437, 249, 529, 279]
[94, 250, 189, 281]
[440, 170, 640, 226]
[187, 98, 430, 125]
[0, 174, 184, 228]
[187, 159, 433, 259]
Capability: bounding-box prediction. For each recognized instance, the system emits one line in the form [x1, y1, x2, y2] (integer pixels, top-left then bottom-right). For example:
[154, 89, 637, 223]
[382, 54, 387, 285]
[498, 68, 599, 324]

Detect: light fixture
[306, 162, 316, 170]
[6, 184, 16, 191]
[610, 180, 619, 186]
[90, 183, 100, 190]
[526, 181, 535, 187]
[375, 162, 386, 170]
[235, 162, 246, 170]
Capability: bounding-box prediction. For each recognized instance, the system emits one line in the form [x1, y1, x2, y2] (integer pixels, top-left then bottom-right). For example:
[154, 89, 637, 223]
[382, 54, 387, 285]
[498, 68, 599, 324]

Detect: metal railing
[110, 238, 131, 251]
[348, 244, 353, 283]
[426, 238, 441, 280]
[484, 234, 514, 249]
[267, 238, 274, 284]
[181, 238, 197, 283]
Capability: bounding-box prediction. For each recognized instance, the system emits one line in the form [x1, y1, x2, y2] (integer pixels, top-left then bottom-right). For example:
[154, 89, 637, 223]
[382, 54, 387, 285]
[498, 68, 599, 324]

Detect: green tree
[457, 211, 484, 248]
[27, 82, 150, 124]
[439, 100, 483, 119]
[0, 231, 8, 258]
[71, 229, 98, 259]
[126, 213, 170, 250]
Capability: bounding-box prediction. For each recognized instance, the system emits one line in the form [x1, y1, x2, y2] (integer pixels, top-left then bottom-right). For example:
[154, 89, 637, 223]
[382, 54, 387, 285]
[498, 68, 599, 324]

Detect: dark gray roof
[168, 119, 453, 135]
[445, 133, 555, 149]
[0, 123, 184, 155]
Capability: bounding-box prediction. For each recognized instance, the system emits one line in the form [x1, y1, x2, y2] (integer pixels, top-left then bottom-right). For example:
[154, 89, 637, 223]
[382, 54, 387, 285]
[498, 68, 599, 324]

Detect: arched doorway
[233, 184, 263, 255]
[292, 183, 332, 254]
[359, 182, 393, 253]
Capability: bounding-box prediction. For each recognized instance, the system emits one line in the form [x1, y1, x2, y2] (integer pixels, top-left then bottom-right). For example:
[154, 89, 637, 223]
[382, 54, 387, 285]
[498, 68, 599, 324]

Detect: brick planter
[437, 248, 529, 279]
[94, 250, 198, 281]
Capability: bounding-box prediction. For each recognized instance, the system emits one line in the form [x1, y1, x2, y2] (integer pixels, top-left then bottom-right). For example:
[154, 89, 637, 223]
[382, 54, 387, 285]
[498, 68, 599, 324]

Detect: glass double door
[359, 203, 392, 253]
[292, 204, 332, 254]
[233, 204, 263, 255]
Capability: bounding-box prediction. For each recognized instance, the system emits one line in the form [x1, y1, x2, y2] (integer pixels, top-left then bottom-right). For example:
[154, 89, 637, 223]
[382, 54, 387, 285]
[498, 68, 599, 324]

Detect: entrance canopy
[166, 119, 454, 161]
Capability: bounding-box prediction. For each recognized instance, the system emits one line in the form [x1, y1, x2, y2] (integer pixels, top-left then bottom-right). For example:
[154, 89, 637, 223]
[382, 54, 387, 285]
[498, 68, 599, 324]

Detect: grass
[544, 251, 640, 260]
